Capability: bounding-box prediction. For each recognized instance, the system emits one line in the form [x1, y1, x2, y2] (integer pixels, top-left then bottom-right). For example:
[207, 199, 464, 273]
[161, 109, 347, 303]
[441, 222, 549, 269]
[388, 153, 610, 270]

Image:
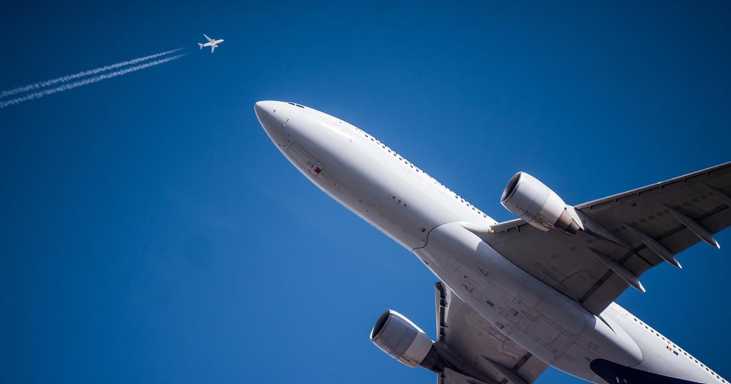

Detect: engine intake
[501, 172, 583, 233]
[370, 310, 434, 368]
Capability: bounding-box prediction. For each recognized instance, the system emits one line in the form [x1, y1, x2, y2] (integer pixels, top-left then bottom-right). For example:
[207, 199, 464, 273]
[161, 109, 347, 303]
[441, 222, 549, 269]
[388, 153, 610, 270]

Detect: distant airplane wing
[204, 34, 212, 41]
[434, 282, 547, 384]
[210, 45, 216, 53]
[482, 162, 731, 314]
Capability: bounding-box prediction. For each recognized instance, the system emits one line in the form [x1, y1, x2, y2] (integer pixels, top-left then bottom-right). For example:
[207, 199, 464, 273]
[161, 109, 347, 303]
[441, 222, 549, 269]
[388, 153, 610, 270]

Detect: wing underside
[435, 282, 547, 384]
[484, 162, 731, 314]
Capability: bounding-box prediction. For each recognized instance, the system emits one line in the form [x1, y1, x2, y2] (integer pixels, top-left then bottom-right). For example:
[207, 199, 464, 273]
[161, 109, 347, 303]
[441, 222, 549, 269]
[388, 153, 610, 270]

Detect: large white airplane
[254, 100, 730, 384]
[198, 34, 223, 53]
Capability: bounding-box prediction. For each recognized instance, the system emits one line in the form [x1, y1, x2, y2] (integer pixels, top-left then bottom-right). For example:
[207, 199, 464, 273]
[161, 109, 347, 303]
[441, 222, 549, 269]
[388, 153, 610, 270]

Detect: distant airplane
[255, 100, 731, 384]
[198, 34, 223, 53]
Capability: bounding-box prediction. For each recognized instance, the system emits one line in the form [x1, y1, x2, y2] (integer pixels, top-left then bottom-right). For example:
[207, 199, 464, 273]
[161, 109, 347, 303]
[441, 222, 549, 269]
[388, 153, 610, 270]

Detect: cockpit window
[287, 102, 305, 109]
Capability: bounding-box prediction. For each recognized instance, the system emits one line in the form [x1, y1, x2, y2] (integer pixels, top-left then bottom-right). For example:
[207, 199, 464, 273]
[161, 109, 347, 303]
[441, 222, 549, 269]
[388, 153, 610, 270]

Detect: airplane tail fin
[198, 43, 203, 49]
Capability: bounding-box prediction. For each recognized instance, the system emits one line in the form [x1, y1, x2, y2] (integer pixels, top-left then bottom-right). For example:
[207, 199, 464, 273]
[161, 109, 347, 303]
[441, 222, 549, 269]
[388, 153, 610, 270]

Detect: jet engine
[369, 310, 435, 368]
[500, 172, 583, 234]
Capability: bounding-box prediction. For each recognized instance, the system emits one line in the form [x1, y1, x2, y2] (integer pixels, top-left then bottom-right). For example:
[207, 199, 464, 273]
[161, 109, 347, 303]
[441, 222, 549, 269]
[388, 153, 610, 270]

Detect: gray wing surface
[435, 282, 547, 384]
[438, 369, 502, 384]
[485, 162, 731, 314]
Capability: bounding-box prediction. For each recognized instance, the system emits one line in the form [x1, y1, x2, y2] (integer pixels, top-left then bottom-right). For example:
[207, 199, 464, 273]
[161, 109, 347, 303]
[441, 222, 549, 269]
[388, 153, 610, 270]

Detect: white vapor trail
[0, 54, 185, 109]
[0, 48, 182, 99]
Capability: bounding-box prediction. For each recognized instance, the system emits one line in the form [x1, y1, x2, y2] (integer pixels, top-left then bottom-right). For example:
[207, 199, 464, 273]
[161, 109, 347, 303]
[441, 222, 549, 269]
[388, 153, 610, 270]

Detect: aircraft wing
[204, 33, 212, 41]
[482, 162, 731, 314]
[434, 282, 548, 384]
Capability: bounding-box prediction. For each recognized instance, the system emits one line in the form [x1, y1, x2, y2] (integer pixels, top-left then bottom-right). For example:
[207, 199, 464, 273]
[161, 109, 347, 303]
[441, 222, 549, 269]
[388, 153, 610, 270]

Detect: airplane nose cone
[254, 100, 281, 130]
[254, 100, 269, 120]
[254, 100, 271, 117]
[255, 100, 291, 146]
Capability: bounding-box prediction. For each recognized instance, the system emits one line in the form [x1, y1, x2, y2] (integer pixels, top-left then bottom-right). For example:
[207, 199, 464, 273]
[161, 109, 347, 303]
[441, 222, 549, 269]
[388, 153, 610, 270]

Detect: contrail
[0, 54, 185, 109]
[0, 48, 182, 99]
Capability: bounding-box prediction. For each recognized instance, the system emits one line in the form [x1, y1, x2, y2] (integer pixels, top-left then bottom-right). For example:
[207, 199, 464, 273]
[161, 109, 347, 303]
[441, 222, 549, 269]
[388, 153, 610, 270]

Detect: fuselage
[255, 100, 726, 384]
[200, 39, 223, 49]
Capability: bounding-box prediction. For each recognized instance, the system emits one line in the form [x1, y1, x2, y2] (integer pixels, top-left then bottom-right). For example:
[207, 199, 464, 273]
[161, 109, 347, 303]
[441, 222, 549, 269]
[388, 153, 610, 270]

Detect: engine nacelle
[369, 310, 434, 368]
[501, 172, 583, 233]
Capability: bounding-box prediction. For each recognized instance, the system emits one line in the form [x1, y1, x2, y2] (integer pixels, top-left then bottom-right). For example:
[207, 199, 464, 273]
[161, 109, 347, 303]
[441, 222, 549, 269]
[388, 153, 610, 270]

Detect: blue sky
[3, 1, 730, 383]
